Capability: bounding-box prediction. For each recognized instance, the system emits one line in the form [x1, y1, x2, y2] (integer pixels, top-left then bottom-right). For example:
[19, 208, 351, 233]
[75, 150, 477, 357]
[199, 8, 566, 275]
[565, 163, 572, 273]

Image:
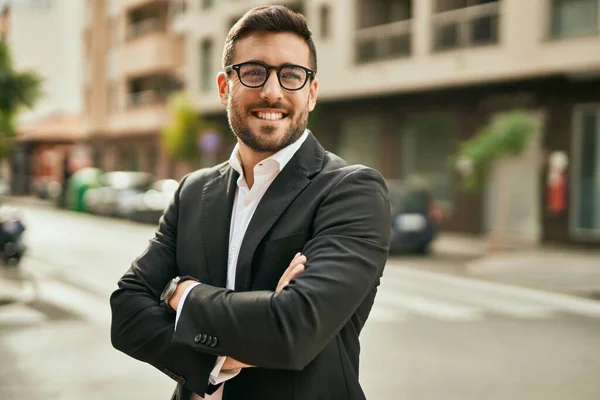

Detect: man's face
[218, 32, 318, 154]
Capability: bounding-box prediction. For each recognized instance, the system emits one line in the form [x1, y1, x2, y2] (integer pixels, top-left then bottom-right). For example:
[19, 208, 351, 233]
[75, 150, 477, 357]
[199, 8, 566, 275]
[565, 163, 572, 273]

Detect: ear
[308, 78, 319, 112]
[217, 72, 229, 107]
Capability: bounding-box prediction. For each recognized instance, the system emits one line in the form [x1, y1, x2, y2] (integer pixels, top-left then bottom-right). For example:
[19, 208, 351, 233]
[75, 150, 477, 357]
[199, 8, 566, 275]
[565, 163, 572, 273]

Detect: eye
[242, 68, 264, 77]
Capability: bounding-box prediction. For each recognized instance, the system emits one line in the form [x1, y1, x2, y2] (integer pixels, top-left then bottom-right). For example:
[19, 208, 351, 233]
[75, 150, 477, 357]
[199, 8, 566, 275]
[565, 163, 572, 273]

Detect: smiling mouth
[252, 111, 288, 121]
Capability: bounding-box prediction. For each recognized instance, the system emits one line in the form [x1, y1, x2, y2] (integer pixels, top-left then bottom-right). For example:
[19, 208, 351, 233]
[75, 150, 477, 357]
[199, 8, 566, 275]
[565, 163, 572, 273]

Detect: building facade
[171, 0, 600, 247]
[83, 0, 201, 179]
[5, 0, 88, 195]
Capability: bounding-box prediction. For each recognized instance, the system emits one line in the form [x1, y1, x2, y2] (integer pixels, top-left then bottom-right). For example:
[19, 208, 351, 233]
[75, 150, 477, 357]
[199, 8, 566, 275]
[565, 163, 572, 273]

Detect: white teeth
[257, 112, 284, 121]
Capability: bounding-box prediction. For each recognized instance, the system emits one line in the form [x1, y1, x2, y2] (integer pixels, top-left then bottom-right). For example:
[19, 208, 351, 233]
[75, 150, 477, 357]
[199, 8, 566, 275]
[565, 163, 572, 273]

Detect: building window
[550, 0, 599, 39]
[355, 0, 412, 63]
[127, 5, 167, 40]
[399, 114, 456, 210]
[128, 74, 181, 107]
[432, 0, 500, 52]
[573, 107, 600, 235]
[200, 38, 213, 92]
[320, 5, 331, 39]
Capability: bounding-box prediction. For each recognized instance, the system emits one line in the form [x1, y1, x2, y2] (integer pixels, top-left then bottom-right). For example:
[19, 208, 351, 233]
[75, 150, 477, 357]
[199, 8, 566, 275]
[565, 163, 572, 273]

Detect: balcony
[120, 34, 184, 77]
[124, 0, 169, 10]
[354, 0, 412, 63]
[355, 20, 412, 63]
[106, 105, 168, 135]
[432, 1, 501, 51]
[126, 73, 182, 108]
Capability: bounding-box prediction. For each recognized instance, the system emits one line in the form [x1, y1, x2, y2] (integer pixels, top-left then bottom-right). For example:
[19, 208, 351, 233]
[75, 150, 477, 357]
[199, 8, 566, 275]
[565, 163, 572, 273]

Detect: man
[110, 5, 391, 400]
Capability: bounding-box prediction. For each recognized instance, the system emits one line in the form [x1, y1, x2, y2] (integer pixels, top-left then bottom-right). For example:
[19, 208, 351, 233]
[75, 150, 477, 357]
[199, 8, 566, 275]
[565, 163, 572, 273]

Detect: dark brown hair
[222, 5, 317, 74]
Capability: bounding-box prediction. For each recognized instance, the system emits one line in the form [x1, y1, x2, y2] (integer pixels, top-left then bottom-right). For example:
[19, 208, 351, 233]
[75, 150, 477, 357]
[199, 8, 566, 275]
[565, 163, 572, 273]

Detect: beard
[227, 96, 309, 153]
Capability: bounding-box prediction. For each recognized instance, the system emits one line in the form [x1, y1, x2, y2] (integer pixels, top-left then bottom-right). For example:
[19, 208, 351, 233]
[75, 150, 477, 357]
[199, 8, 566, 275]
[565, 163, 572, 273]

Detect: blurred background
[0, 0, 599, 399]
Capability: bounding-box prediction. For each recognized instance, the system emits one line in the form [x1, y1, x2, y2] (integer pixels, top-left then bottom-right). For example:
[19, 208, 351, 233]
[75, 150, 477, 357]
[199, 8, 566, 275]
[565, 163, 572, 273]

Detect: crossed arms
[109, 167, 391, 395]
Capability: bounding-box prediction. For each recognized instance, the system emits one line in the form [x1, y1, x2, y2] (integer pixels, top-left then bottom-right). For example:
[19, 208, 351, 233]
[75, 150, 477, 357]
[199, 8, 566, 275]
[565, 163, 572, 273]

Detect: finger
[277, 254, 305, 288]
[280, 256, 306, 286]
[276, 263, 304, 292]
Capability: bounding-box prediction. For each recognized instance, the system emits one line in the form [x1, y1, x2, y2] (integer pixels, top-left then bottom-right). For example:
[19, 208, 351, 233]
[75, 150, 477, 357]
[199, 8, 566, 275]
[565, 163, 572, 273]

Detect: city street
[1, 203, 600, 399]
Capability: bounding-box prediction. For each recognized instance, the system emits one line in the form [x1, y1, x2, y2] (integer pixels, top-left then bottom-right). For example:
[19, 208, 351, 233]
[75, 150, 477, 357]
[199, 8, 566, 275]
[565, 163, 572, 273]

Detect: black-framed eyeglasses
[224, 61, 314, 91]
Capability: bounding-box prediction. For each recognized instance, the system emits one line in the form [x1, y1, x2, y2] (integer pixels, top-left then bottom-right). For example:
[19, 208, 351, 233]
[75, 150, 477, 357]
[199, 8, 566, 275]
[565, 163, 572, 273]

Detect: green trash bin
[67, 168, 103, 212]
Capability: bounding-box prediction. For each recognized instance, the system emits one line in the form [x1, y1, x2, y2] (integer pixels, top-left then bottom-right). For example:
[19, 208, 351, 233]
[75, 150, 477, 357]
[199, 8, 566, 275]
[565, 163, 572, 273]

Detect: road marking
[0, 302, 48, 326]
[382, 266, 600, 318]
[382, 276, 557, 319]
[375, 289, 483, 321]
[36, 279, 109, 325]
[369, 302, 406, 322]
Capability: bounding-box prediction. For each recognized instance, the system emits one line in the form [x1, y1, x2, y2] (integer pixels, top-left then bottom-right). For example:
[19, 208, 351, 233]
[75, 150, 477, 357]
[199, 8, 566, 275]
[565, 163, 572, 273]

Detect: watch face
[160, 279, 177, 302]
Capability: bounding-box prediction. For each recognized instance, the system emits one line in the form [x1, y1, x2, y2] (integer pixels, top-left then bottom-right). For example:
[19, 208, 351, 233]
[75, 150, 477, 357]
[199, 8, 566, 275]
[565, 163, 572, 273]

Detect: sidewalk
[429, 233, 600, 300]
[2, 195, 54, 208]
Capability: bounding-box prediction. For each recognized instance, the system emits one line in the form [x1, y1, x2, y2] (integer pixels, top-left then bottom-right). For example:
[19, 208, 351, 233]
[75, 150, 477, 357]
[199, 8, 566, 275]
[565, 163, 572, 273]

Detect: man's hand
[168, 279, 199, 312]
[221, 253, 307, 371]
[276, 252, 306, 292]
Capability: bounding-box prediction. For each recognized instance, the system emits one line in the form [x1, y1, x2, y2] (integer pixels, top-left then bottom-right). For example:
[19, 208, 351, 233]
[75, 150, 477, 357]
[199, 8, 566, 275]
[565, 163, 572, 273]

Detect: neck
[237, 142, 273, 189]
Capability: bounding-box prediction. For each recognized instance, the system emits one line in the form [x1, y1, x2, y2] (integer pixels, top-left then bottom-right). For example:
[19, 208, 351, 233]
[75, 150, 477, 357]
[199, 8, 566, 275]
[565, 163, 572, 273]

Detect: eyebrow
[238, 59, 304, 68]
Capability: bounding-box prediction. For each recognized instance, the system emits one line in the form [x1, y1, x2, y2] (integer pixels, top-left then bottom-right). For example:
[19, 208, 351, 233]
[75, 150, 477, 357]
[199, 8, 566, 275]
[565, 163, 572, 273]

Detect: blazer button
[201, 334, 208, 344]
[194, 334, 203, 343]
[209, 337, 218, 347]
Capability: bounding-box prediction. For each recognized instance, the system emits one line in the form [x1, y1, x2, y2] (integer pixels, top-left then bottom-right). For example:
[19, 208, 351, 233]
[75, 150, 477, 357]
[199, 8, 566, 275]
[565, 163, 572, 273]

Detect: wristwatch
[160, 276, 198, 313]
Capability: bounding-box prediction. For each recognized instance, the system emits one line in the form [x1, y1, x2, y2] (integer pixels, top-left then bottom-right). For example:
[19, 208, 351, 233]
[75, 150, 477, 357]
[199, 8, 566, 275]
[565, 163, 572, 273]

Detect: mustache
[247, 101, 291, 114]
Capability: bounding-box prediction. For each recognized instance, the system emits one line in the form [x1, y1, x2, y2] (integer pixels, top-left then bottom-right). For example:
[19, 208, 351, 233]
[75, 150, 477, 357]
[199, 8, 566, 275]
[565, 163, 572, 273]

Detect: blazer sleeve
[109, 175, 217, 396]
[172, 167, 391, 370]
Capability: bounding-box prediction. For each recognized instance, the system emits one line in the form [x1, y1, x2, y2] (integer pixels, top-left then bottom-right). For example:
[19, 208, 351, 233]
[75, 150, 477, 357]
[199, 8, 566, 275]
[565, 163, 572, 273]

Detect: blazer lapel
[235, 133, 325, 291]
[199, 164, 238, 288]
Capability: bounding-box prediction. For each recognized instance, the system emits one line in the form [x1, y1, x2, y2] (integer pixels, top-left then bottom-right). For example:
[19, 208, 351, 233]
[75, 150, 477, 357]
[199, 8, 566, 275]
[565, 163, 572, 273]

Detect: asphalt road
[1, 203, 599, 400]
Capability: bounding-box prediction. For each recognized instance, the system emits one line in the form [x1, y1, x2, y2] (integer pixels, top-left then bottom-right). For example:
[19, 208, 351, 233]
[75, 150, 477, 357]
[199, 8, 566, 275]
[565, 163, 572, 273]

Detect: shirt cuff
[174, 282, 201, 330]
[209, 356, 242, 385]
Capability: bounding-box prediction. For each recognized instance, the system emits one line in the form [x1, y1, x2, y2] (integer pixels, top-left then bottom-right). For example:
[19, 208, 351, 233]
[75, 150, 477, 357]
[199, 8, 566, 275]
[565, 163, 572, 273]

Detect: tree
[452, 109, 538, 252]
[0, 41, 43, 157]
[161, 92, 223, 175]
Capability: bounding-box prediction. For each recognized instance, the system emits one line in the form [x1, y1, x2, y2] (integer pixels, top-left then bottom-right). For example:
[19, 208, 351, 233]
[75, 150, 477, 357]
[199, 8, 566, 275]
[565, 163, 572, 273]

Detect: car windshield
[387, 180, 432, 212]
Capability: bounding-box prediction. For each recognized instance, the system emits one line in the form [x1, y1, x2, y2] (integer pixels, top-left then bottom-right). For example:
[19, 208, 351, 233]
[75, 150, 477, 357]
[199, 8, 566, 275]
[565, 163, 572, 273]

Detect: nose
[259, 70, 283, 103]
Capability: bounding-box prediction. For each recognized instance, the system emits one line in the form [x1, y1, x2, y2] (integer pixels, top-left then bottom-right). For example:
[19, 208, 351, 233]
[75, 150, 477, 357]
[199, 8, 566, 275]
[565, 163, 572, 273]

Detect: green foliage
[453, 110, 537, 191]
[0, 42, 43, 139]
[161, 92, 221, 161]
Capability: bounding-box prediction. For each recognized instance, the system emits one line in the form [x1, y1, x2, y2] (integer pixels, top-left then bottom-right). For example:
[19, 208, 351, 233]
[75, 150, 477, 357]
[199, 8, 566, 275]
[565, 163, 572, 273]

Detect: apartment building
[83, 0, 191, 178]
[5, 0, 87, 195]
[0, 4, 8, 42]
[171, 0, 600, 246]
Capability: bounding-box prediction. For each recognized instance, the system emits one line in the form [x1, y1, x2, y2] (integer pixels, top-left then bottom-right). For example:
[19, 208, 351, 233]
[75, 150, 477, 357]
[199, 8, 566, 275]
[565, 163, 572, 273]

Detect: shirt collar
[228, 129, 309, 176]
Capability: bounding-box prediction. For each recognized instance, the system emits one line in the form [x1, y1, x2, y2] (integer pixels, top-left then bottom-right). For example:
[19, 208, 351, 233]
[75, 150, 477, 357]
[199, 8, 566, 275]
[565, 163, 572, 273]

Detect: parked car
[84, 171, 154, 218]
[32, 176, 61, 201]
[387, 179, 443, 255]
[129, 179, 178, 224]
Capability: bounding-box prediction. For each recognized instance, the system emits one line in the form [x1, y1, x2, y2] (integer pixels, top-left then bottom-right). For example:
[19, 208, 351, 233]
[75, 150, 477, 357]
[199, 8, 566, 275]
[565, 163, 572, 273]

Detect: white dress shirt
[175, 130, 309, 400]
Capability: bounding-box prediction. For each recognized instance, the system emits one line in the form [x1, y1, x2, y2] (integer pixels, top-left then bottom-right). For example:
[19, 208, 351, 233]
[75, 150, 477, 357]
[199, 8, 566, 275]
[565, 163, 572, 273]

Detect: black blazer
[110, 133, 391, 400]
